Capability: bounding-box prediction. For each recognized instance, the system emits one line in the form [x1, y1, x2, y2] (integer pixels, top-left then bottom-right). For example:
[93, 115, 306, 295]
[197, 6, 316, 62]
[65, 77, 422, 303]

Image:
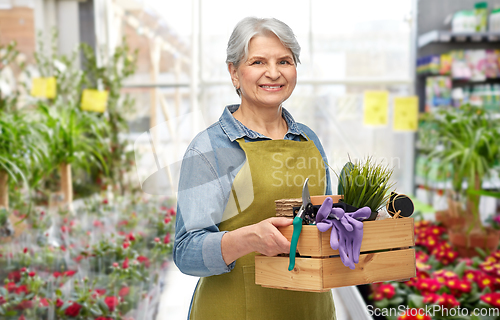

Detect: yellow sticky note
[393, 96, 418, 131]
[31, 77, 57, 99]
[80, 89, 108, 113]
[363, 91, 388, 126]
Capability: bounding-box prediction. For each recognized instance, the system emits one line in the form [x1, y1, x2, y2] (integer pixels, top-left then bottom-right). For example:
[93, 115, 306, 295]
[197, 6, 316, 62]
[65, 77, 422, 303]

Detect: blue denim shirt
[174, 104, 332, 277]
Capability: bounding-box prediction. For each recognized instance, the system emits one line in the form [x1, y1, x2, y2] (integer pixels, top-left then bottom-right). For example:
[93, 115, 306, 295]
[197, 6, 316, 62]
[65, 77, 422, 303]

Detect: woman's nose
[265, 64, 281, 80]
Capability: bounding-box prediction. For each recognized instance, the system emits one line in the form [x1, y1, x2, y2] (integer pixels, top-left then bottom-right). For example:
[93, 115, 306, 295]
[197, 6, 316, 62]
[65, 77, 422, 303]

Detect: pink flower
[119, 287, 130, 297]
[123, 241, 130, 249]
[154, 237, 160, 243]
[164, 217, 171, 224]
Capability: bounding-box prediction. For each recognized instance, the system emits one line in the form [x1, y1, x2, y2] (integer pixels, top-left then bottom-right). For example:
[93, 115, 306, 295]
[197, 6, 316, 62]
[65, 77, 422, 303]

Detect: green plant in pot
[336, 157, 396, 221]
[426, 104, 500, 256]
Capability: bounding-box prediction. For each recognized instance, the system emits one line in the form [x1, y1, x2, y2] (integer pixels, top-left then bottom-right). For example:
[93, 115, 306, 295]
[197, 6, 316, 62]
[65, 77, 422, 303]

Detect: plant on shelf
[426, 104, 500, 256]
[81, 40, 138, 195]
[336, 156, 396, 220]
[31, 30, 110, 208]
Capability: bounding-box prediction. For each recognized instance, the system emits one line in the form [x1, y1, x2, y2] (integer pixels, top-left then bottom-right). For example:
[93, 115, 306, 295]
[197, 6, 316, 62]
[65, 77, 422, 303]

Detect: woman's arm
[220, 217, 292, 265]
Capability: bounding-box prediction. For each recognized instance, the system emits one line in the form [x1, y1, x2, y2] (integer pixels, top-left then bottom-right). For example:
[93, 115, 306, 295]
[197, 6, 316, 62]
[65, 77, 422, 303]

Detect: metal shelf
[418, 30, 500, 48]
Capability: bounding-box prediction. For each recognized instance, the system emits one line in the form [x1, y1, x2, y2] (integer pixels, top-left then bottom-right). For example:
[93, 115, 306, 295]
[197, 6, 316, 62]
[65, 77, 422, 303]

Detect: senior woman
[174, 17, 335, 319]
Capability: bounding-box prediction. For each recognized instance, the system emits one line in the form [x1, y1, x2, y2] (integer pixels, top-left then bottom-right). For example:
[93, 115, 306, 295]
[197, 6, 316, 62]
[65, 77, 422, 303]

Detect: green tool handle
[288, 216, 303, 271]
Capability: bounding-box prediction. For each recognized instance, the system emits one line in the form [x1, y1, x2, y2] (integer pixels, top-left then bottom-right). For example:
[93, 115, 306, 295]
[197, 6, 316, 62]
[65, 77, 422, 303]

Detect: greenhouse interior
[1, 0, 500, 319]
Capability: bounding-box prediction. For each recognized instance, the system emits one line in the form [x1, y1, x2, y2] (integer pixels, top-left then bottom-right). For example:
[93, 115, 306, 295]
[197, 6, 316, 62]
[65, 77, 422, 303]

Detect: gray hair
[226, 17, 301, 96]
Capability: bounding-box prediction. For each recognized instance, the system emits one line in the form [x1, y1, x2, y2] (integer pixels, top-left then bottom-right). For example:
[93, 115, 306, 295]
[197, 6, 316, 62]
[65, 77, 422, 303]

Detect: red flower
[398, 308, 432, 320]
[28, 271, 36, 277]
[64, 270, 77, 277]
[478, 275, 496, 290]
[95, 317, 113, 320]
[164, 217, 171, 224]
[15, 285, 29, 295]
[40, 298, 49, 307]
[376, 284, 395, 300]
[16, 299, 33, 310]
[53, 271, 62, 278]
[137, 255, 150, 268]
[19, 315, 26, 320]
[416, 278, 441, 294]
[104, 296, 119, 312]
[123, 241, 130, 249]
[64, 302, 82, 317]
[481, 292, 500, 308]
[103, 199, 109, 205]
[168, 207, 176, 216]
[5, 282, 16, 293]
[164, 234, 171, 244]
[8, 271, 21, 283]
[119, 287, 130, 297]
[436, 293, 460, 308]
[423, 293, 440, 304]
[415, 251, 429, 263]
[95, 288, 107, 296]
[126, 233, 136, 242]
[23, 247, 28, 254]
[122, 258, 129, 269]
[56, 299, 64, 308]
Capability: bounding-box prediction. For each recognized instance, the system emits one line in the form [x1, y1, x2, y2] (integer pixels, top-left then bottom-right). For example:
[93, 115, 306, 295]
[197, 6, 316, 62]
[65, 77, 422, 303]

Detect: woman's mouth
[259, 85, 284, 89]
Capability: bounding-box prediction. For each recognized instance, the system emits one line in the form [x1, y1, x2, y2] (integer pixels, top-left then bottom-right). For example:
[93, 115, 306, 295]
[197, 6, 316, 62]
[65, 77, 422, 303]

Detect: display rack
[418, 30, 500, 48]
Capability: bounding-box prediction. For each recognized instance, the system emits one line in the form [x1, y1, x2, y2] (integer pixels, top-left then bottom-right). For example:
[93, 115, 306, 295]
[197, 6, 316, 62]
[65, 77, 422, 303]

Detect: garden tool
[288, 178, 314, 271]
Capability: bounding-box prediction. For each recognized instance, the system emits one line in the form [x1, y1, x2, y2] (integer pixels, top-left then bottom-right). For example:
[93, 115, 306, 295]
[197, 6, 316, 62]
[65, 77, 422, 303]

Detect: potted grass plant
[336, 156, 396, 221]
[426, 104, 500, 256]
[31, 30, 110, 208]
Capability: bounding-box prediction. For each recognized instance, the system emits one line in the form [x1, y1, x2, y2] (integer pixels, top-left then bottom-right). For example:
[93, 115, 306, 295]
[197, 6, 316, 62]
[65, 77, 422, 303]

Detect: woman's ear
[228, 63, 239, 89]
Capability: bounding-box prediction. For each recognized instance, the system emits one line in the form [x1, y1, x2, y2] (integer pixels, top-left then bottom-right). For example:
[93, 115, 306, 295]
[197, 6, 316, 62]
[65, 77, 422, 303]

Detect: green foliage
[337, 157, 396, 212]
[0, 41, 25, 113]
[81, 40, 138, 193]
[426, 105, 500, 229]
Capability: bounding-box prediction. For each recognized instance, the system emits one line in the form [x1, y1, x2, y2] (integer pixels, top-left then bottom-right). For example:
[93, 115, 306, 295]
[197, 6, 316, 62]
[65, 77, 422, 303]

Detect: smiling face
[229, 33, 297, 111]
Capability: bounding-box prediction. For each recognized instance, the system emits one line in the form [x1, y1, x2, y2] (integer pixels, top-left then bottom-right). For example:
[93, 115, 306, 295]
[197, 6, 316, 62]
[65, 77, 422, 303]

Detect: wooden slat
[255, 256, 327, 292]
[279, 218, 415, 257]
[323, 249, 416, 288]
[255, 249, 416, 291]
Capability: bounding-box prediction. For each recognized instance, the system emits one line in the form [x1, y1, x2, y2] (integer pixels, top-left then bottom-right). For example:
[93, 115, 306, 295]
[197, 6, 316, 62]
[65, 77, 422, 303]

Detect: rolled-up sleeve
[173, 148, 236, 277]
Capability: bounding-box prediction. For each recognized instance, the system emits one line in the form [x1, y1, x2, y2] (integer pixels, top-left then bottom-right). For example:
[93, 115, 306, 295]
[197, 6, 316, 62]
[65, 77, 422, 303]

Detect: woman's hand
[221, 217, 293, 265]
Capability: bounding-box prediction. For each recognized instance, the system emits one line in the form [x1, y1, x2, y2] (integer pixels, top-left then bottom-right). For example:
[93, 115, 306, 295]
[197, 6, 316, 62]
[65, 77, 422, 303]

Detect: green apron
[189, 136, 336, 320]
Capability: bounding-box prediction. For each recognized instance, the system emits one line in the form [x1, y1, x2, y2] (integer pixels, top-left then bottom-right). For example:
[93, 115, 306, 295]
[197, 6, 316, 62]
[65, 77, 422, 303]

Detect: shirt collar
[219, 104, 306, 142]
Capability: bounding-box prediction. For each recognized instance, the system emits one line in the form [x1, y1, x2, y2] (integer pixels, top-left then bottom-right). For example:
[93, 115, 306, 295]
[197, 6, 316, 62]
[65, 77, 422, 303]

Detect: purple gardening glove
[317, 199, 372, 270]
[316, 198, 354, 260]
[338, 207, 372, 268]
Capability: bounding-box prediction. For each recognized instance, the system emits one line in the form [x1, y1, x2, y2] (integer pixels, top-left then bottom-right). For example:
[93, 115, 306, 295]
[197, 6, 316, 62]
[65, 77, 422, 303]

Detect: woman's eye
[279, 60, 291, 65]
[251, 61, 262, 65]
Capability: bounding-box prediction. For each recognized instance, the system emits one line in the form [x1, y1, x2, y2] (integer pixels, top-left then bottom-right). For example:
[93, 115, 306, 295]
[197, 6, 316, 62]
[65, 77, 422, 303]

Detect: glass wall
[128, 0, 415, 195]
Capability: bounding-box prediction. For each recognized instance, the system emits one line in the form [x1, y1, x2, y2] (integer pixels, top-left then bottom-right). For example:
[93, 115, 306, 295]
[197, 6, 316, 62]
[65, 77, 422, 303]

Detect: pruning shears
[288, 178, 313, 271]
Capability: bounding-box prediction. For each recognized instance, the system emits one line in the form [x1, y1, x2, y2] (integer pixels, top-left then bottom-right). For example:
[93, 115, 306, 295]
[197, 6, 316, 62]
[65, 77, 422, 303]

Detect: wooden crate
[255, 196, 416, 292]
